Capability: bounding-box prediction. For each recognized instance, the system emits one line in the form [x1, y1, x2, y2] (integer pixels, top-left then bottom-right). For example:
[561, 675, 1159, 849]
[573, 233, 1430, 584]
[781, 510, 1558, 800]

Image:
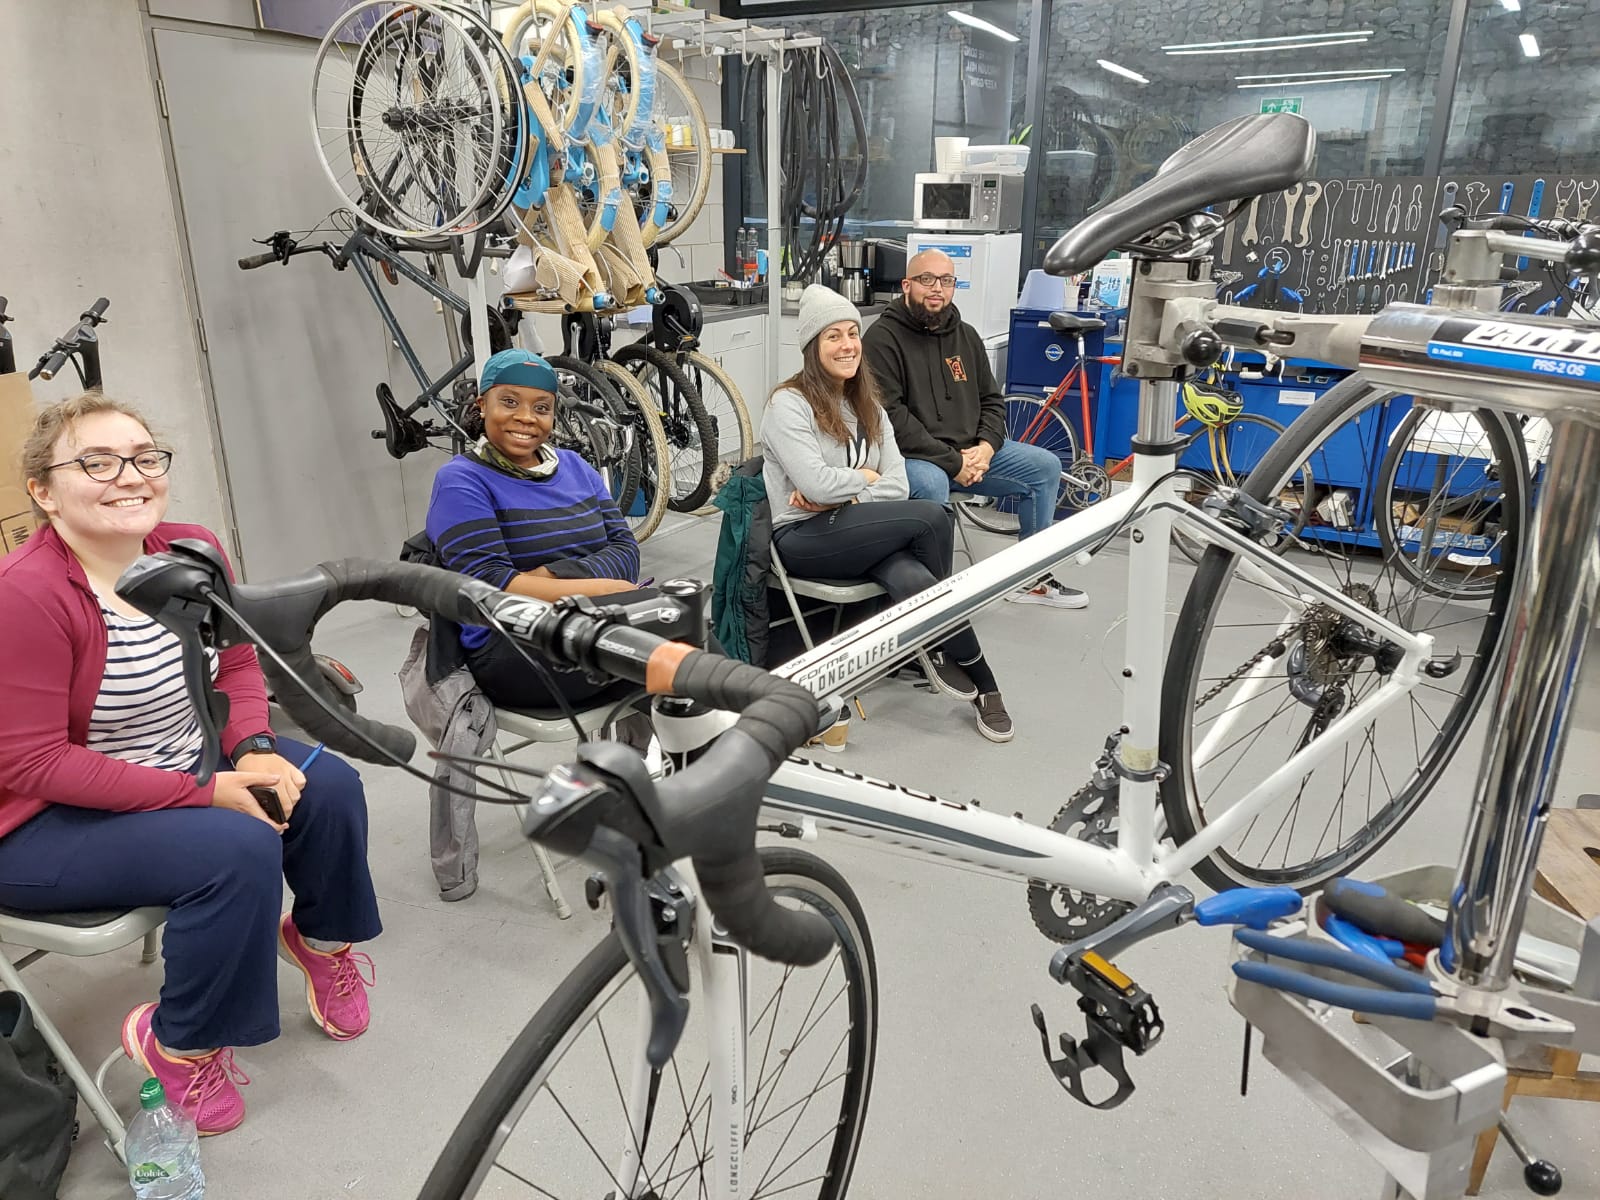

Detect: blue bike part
[652, 177, 673, 230]
[512, 112, 552, 211]
[600, 186, 620, 233]
[1234, 927, 1433, 995]
[1367, 243, 1378, 275]
[1193, 887, 1302, 930]
[1325, 914, 1396, 964]
[616, 17, 656, 149]
[1232, 961, 1439, 1021]
[620, 150, 645, 187]
[1519, 178, 1545, 270]
[588, 95, 615, 149]
[1348, 243, 1360, 279]
[1284, 287, 1306, 307]
[1236, 284, 1259, 301]
[1498, 181, 1516, 215]
[645, 286, 664, 305]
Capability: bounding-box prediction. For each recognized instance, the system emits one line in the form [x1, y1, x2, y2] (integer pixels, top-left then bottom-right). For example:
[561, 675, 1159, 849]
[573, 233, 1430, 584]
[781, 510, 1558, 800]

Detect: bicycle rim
[417, 848, 877, 1200]
[1160, 375, 1524, 891]
[683, 350, 755, 492]
[548, 356, 642, 518]
[1372, 405, 1529, 602]
[953, 395, 1080, 536]
[596, 360, 672, 542]
[312, 2, 508, 237]
[614, 342, 716, 512]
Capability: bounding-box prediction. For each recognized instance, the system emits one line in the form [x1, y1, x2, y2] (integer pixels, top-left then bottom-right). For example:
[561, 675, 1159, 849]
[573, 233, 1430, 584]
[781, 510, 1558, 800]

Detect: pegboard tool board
[1211, 176, 1440, 316]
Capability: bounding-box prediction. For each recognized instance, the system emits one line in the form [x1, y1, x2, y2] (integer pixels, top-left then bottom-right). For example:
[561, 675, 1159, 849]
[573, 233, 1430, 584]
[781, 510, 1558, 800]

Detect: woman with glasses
[0, 393, 381, 1137]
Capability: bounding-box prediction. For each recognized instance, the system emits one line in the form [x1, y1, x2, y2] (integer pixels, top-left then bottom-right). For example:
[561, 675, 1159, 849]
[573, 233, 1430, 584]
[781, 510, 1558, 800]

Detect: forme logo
[1044, 344, 1065, 362]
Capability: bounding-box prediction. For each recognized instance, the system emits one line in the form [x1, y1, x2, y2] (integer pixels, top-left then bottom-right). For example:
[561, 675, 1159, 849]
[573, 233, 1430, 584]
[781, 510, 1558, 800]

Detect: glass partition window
[1032, 1, 1451, 262]
[1444, 0, 1600, 176]
[737, 1, 1030, 238]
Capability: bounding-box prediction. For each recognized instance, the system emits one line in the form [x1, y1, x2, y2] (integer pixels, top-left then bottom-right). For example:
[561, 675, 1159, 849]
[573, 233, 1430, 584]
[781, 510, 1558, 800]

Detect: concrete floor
[25, 512, 1600, 1199]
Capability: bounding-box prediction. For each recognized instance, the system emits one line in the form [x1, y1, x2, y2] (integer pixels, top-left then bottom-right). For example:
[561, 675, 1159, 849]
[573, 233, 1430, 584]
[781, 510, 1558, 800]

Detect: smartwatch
[233, 733, 277, 762]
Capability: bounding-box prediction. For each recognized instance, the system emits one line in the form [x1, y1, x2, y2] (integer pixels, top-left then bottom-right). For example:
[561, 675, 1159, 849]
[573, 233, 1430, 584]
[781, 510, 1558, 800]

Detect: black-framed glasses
[910, 273, 958, 290]
[47, 450, 174, 482]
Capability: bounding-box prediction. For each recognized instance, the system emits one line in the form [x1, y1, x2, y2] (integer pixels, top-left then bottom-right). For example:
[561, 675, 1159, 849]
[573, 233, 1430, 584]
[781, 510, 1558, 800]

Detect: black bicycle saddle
[1044, 113, 1316, 277]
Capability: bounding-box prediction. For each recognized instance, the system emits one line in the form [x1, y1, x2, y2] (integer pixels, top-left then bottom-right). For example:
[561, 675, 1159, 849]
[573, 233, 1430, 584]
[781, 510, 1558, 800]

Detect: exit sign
[1260, 97, 1303, 114]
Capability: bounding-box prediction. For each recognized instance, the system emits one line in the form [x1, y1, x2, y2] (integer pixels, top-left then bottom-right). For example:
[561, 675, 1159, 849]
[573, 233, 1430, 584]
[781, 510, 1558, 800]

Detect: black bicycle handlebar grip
[1567, 229, 1600, 273]
[35, 350, 69, 381]
[662, 649, 822, 770]
[85, 297, 110, 320]
[258, 640, 416, 765]
[238, 252, 278, 270]
[316, 558, 498, 627]
[648, 653, 833, 966]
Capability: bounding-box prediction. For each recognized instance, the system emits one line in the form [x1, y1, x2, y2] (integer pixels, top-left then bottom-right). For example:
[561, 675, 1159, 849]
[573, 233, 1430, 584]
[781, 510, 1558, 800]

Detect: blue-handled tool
[300, 742, 326, 772]
[1499, 181, 1516, 216]
[1519, 178, 1546, 271]
[1235, 927, 1434, 994]
[1194, 887, 1302, 930]
[1233, 960, 1439, 1021]
[1324, 913, 1401, 964]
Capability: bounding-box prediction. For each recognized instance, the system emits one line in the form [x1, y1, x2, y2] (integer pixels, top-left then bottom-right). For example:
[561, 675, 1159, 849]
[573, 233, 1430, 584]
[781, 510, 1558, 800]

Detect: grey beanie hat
[796, 284, 862, 350]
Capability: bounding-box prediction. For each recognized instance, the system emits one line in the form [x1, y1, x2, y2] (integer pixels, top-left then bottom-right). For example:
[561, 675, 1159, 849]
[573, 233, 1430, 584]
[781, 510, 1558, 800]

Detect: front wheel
[1160, 375, 1525, 892]
[418, 847, 878, 1200]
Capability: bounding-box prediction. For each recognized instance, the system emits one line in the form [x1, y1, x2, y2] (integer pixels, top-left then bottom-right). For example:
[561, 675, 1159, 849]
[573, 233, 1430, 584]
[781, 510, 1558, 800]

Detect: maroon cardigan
[0, 522, 272, 840]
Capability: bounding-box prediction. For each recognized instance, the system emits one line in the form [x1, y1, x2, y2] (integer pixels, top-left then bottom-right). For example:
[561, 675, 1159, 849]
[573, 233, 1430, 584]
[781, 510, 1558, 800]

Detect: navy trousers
[0, 736, 381, 1050]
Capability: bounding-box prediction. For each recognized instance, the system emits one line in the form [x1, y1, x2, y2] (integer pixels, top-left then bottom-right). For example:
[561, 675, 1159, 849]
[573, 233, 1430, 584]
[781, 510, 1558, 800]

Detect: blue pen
[299, 743, 325, 773]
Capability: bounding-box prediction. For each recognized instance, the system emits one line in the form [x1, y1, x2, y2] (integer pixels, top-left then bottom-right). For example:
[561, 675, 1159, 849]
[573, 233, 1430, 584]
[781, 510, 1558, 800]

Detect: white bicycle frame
[617, 378, 1436, 1200]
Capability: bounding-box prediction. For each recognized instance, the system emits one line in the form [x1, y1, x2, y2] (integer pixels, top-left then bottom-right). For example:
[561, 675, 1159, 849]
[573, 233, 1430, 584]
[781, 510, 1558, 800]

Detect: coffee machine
[838, 238, 869, 304]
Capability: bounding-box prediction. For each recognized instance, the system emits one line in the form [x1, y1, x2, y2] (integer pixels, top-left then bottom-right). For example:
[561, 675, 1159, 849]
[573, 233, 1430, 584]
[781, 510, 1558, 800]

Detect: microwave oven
[912, 172, 1024, 233]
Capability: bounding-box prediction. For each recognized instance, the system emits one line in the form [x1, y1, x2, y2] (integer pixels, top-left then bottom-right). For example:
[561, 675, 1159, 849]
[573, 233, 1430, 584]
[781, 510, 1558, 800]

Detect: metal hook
[815, 45, 827, 79]
[740, 30, 756, 66]
[781, 46, 793, 73]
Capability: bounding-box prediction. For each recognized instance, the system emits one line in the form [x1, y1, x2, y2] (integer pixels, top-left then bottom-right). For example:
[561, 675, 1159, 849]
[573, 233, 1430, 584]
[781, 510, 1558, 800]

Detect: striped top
[86, 603, 220, 770]
[426, 450, 639, 651]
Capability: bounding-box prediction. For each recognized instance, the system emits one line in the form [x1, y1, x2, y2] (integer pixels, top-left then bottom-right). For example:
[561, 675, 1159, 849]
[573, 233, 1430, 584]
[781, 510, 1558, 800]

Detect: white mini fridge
[906, 231, 1022, 341]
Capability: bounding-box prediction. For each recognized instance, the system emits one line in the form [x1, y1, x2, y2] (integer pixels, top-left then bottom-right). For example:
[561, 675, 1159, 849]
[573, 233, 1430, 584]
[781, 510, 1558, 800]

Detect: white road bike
[126, 113, 1576, 1200]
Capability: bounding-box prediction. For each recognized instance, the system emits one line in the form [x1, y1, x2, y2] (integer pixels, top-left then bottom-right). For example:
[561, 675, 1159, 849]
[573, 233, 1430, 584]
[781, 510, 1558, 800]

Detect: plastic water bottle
[126, 1078, 205, 1199]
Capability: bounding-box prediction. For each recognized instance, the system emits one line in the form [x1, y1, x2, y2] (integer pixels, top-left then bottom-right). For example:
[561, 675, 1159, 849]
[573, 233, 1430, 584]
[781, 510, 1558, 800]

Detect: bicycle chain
[1192, 617, 1306, 711]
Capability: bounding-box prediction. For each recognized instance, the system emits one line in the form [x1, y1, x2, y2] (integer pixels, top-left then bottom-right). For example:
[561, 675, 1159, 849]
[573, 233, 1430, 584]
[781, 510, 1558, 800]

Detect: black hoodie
[862, 297, 1007, 478]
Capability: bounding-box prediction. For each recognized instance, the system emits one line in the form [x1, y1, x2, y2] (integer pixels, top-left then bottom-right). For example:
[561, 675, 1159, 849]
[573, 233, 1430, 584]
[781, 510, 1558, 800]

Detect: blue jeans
[904, 438, 1061, 540]
[0, 736, 380, 1049]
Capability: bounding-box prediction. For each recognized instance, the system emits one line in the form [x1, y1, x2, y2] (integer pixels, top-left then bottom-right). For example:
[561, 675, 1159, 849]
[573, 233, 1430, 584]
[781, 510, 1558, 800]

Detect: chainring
[1026, 782, 1135, 943]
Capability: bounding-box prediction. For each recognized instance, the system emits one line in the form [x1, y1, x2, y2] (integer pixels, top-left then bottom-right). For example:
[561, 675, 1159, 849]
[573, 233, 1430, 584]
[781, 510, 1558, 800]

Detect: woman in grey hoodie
[761, 285, 1014, 743]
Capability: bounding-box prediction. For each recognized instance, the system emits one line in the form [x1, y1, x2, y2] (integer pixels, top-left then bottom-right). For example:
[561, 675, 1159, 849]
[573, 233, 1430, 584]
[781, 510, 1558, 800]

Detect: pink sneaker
[277, 916, 374, 1040]
[120, 1003, 248, 1136]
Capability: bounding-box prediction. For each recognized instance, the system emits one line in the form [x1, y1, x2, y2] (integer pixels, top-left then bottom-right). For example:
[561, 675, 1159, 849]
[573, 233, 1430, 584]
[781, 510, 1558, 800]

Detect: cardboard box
[0, 373, 42, 554]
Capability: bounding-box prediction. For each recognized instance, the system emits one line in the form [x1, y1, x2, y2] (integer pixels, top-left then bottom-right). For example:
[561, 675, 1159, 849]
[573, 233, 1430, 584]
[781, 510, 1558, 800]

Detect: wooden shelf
[712, 147, 746, 155]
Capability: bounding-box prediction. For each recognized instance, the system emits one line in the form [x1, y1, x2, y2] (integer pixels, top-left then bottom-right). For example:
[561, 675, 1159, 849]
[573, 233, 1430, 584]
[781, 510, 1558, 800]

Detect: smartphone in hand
[248, 784, 287, 824]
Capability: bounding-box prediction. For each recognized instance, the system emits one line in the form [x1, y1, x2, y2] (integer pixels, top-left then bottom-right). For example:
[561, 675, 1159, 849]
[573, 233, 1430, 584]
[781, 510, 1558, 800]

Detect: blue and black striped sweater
[425, 451, 639, 650]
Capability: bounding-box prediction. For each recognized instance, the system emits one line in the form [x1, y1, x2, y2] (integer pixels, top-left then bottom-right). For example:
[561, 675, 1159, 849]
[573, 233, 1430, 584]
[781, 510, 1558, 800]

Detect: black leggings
[772, 500, 984, 666]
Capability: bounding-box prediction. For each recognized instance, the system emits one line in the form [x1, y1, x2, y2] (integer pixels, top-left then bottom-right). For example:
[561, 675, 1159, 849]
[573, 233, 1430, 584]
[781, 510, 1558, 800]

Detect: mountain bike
[121, 112, 1600, 1200]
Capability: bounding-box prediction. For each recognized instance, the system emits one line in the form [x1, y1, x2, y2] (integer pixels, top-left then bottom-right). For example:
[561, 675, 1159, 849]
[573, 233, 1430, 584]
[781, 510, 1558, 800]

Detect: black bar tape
[693, 845, 835, 967]
[666, 651, 820, 771]
[317, 558, 497, 627]
[259, 643, 415, 765]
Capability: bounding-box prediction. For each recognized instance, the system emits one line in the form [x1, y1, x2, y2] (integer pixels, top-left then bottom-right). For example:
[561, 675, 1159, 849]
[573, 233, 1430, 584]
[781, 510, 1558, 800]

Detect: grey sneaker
[1006, 575, 1089, 609]
[926, 652, 978, 701]
[974, 692, 1014, 743]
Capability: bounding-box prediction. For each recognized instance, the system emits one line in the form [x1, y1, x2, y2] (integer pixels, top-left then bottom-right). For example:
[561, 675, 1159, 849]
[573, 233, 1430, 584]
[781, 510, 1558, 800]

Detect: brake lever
[523, 744, 688, 1066]
[116, 539, 236, 782]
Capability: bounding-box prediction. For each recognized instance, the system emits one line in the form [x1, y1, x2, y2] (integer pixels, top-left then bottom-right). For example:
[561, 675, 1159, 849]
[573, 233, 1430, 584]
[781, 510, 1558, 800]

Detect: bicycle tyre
[1371, 405, 1530, 602]
[1160, 375, 1524, 892]
[594, 359, 672, 542]
[954, 394, 1081, 536]
[417, 847, 878, 1200]
[546, 355, 642, 519]
[1169, 413, 1310, 566]
[613, 341, 717, 511]
[681, 349, 755, 490]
